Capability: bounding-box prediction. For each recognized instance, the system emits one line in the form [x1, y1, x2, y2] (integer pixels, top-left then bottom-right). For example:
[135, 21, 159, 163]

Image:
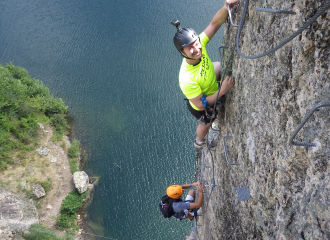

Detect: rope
[236, 0, 330, 59]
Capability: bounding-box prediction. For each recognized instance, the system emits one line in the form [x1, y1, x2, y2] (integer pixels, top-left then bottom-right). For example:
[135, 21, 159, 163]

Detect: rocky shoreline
[0, 123, 96, 240]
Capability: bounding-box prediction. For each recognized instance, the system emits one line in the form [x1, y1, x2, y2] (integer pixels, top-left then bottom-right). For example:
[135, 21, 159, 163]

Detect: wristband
[190, 183, 192, 187]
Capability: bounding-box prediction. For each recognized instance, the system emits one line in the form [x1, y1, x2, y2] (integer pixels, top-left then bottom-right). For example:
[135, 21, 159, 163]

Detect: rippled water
[0, 0, 224, 239]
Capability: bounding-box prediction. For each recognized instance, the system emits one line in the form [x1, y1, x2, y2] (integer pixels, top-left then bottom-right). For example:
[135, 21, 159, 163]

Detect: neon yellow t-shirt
[179, 32, 218, 110]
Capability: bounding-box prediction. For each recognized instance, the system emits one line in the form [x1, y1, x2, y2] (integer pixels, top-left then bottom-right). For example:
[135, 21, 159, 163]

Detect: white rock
[50, 157, 57, 163]
[37, 122, 44, 129]
[32, 184, 46, 199]
[36, 147, 49, 157]
[73, 171, 89, 194]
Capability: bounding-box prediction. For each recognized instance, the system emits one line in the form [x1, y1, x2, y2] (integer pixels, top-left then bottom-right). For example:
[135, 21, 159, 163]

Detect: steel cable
[236, 0, 330, 59]
[193, 1, 330, 237]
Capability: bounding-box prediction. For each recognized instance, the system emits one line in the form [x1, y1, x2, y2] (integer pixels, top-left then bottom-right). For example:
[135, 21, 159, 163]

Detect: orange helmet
[166, 185, 183, 198]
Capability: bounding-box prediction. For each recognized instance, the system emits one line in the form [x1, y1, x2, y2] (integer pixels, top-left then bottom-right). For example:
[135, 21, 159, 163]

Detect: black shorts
[187, 101, 211, 124]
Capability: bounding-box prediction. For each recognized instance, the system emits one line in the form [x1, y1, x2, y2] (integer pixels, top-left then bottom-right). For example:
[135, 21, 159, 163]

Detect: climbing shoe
[194, 140, 207, 149]
[194, 139, 217, 149]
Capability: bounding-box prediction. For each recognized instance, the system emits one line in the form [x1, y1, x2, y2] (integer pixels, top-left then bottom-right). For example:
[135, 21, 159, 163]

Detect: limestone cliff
[0, 190, 38, 239]
[191, 0, 330, 239]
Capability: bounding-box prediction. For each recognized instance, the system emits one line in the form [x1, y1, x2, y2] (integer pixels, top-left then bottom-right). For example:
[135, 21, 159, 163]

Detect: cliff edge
[192, 1, 330, 239]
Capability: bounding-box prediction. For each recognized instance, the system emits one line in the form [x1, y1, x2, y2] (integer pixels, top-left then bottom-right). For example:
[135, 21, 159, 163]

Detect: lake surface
[0, 0, 224, 239]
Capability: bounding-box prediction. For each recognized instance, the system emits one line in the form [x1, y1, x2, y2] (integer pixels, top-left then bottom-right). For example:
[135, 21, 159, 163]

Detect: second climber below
[171, 0, 238, 149]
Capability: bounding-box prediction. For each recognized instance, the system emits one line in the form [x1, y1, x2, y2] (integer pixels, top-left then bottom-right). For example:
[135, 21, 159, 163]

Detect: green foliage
[40, 178, 52, 193]
[68, 139, 80, 159]
[56, 214, 78, 230]
[0, 161, 8, 170]
[56, 190, 88, 230]
[0, 63, 69, 168]
[61, 190, 87, 215]
[56, 214, 70, 229]
[23, 224, 69, 240]
[69, 159, 79, 174]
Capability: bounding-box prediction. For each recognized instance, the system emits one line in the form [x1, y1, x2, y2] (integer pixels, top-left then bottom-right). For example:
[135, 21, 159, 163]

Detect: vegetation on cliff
[0, 64, 88, 239]
[0, 63, 68, 169]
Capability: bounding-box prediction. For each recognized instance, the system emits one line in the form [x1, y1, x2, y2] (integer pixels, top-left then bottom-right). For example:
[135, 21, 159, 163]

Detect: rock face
[194, 1, 330, 239]
[0, 189, 39, 239]
[32, 184, 46, 199]
[73, 171, 89, 194]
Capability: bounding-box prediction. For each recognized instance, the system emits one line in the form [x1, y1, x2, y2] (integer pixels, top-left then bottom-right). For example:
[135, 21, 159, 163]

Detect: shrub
[68, 139, 80, 159]
[0, 161, 8, 170]
[0, 63, 69, 168]
[23, 224, 67, 240]
[56, 190, 87, 230]
[69, 159, 79, 174]
[40, 178, 52, 193]
[56, 214, 70, 229]
[50, 114, 68, 136]
[61, 190, 87, 215]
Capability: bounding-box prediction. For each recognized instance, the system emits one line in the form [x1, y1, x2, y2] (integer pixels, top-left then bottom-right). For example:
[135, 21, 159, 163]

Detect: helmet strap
[180, 51, 195, 60]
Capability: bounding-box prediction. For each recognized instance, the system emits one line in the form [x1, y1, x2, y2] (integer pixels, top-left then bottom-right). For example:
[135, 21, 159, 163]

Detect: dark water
[0, 0, 224, 239]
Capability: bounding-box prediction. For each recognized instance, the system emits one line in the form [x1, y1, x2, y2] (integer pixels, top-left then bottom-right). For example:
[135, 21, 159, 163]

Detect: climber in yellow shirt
[171, 0, 238, 148]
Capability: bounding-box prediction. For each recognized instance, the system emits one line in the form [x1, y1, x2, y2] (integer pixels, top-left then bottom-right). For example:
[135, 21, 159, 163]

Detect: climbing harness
[289, 102, 330, 147]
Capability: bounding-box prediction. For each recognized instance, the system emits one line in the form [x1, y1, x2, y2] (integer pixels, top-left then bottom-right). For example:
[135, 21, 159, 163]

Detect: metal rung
[222, 136, 241, 165]
[289, 102, 330, 147]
